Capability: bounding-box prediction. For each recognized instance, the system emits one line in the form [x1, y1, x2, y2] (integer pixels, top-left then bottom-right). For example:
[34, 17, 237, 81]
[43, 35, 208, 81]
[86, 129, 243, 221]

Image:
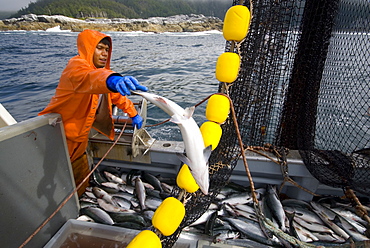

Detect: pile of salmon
[77, 167, 370, 247]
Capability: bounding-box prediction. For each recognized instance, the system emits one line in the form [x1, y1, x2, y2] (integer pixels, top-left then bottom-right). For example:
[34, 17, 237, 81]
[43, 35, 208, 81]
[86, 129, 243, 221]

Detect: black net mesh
[161, 0, 369, 246]
[300, 149, 370, 196]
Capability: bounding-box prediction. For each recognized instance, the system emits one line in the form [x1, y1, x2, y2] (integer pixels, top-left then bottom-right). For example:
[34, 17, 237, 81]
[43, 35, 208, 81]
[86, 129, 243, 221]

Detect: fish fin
[285, 210, 295, 222]
[286, 211, 299, 238]
[184, 106, 195, 118]
[203, 145, 213, 161]
[176, 153, 192, 166]
[332, 215, 341, 224]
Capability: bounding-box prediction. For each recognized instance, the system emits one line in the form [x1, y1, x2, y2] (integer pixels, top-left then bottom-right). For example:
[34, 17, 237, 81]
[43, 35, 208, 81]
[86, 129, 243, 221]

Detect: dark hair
[100, 37, 111, 47]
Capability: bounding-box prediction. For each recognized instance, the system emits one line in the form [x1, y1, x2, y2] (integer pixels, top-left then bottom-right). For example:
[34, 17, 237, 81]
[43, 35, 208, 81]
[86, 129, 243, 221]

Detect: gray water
[1, 29, 368, 149]
[0, 30, 225, 141]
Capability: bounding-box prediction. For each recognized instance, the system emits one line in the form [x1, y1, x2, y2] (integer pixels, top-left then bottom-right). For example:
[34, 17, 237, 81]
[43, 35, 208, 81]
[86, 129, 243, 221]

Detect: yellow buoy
[205, 94, 230, 123]
[223, 5, 251, 42]
[215, 52, 240, 83]
[200, 121, 222, 150]
[152, 197, 185, 236]
[176, 164, 199, 193]
[126, 230, 162, 248]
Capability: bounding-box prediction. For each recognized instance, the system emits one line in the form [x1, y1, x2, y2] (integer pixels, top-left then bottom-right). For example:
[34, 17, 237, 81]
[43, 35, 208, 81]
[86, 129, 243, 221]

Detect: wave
[162, 30, 222, 36]
[45, 25, 71, 32]
[0, 30, 28, 34]
[2, 29, 222, 37]
[109, 29, 222, 37]
[110, 31, 157, 37]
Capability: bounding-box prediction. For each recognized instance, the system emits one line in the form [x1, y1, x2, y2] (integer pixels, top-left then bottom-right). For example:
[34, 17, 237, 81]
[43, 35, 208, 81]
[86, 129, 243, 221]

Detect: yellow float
[176, 164, 199, 193]
[152, 197, 185, 236]
[200, 121, 222, 150]
[223, 5, 251, 42]
[215, 52, 240, 83]
[126, 230, 162, 248]
[205, 94, 230, 123]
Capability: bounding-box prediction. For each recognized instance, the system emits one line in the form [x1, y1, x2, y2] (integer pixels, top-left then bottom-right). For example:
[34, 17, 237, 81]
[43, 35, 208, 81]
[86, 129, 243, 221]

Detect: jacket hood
[77, 29, 112, 69]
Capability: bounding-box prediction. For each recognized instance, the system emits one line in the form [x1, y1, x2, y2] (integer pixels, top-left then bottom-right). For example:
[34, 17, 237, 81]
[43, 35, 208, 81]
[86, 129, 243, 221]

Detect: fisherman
[39, 29, 148, 196]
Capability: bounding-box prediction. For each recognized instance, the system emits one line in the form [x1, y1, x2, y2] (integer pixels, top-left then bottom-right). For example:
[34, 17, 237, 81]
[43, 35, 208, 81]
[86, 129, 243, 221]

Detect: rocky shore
[0, 14, 223, 32]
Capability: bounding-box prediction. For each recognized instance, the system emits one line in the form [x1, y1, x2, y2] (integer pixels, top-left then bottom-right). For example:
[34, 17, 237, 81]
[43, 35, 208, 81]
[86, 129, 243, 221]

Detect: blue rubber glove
[129, 77, 148, 92]
[106, 76, 148, 96]
[131, 115, 143, 129]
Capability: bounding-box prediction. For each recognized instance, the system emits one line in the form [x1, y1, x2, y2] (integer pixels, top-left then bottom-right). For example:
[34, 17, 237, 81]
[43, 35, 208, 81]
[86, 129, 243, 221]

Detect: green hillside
[0, 11, 16, 19]
[11, 0, 230, 19]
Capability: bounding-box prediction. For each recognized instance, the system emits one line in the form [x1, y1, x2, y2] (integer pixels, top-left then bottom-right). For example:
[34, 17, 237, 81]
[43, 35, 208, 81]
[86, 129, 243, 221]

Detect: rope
[189, 88, 259, 204]
[19, 122, 127, 248]
[144, 118, 170, 127]
[345, 187, 370, 238]
[224, 89, 259, 204]
[245, 144, 321, 197]
[254, 206, 317, 248]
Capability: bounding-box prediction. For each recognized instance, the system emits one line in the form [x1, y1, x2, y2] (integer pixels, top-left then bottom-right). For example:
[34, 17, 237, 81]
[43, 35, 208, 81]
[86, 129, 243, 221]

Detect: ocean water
[0, 29, 225, 141]
[1, 29, 368, 149]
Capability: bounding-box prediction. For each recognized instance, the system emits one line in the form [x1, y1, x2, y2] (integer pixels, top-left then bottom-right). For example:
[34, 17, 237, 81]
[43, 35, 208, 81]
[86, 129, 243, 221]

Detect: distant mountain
[11, 0, 231, 19]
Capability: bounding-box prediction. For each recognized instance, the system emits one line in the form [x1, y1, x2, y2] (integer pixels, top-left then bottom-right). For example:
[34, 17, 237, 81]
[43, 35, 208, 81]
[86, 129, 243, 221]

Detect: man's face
[93, 42, 109, 68]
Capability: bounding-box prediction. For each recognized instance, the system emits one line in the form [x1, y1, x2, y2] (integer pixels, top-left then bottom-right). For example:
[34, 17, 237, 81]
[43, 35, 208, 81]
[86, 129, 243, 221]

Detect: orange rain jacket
[39, 29, 138, 162]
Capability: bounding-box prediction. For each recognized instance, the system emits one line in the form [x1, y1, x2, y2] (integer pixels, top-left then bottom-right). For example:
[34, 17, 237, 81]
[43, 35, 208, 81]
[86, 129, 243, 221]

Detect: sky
[0, 0, 35, 11]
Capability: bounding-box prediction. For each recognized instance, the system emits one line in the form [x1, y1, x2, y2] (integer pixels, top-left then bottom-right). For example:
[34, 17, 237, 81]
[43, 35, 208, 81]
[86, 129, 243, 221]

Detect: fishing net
[161, 0, 369, 247]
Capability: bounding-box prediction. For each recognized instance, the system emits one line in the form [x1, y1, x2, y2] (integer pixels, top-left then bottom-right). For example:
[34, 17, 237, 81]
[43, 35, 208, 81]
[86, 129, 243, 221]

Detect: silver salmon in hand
[133, 91, 211, 194]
